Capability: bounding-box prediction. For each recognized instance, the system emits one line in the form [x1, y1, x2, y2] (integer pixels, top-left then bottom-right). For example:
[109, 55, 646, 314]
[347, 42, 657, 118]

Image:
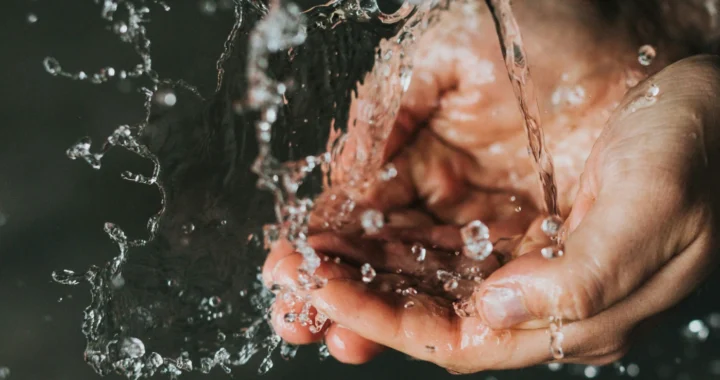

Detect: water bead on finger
[461, 220, 493, 261]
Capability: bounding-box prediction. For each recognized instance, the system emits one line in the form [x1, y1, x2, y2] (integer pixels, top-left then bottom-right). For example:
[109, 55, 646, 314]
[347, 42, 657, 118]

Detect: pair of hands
[262, 1, 719, 373]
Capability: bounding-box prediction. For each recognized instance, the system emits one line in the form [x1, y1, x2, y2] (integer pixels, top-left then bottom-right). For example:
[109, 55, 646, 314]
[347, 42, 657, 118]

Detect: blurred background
[0, 0, 719, 379]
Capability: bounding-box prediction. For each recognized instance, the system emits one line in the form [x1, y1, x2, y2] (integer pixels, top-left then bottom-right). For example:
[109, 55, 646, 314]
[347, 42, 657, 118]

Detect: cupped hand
[262, 0, 720, 372]
[307, 54, 720, 373]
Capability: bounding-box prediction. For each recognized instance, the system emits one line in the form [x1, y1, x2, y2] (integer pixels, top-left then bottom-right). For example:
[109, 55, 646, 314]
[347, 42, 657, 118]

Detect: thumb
[474, 180, 682, 329]
[472, 56, 718, 329]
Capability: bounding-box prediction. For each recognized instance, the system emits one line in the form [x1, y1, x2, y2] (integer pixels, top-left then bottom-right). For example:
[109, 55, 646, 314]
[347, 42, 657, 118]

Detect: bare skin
[262, 0, 720, 372]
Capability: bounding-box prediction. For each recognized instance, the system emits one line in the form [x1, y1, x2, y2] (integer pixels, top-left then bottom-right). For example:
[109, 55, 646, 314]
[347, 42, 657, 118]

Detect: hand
[262, 0, 720, 371]
[309, 54, 720, 373]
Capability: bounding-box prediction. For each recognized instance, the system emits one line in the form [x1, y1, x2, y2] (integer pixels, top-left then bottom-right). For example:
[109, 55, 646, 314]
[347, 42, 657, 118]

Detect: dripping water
[484, 0, 565, 358]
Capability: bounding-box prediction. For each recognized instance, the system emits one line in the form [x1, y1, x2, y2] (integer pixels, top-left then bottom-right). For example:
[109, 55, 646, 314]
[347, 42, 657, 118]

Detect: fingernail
[480, 287, 530, 328]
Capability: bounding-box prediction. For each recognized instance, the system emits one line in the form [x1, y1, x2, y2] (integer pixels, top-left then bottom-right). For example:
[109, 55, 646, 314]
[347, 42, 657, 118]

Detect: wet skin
[262, 0, 720, 372]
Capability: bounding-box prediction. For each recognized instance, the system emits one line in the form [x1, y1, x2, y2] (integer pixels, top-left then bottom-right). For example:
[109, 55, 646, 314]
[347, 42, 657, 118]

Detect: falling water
[483, 0, 566, 359]
[484, 0, 559, 218]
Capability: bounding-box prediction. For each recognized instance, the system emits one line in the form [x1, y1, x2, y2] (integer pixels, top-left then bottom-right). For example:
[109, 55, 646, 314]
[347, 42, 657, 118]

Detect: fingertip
[262, 239, 296, 287]
[271, 253, 359, 288]
[326, 324, 385, 364]
[271, 302, 327, 345]
[474, 284, 533, 330]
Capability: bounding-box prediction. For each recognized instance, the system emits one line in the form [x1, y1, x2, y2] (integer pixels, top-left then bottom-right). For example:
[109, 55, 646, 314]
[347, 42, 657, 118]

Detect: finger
[271, 294, 326, 345]
[549, 226, 716, 361]
[311, 278, 556, 371]
[325, 324, 386, 364]
[269, 247, 361, 288]
[473, 188, 677, 329]
[262, 239, 295, 287]
[309, 232, 501, 279]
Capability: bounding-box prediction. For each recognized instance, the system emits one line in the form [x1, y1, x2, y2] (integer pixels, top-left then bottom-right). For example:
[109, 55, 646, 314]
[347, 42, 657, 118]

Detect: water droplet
[401, 287, 417, 296]
[443, 278, 458, 292]
[404, 301, 415, 309]
[113, 21, 128, 34]
[120, 337, 146, 358]
[280, 342, 299, 361]
[683, 319, 710, 342]
[453, 298, 478, 318]
[541, 215, 563, 238]
[378, 163, 398, 181]
[27, 13, 38, 24]
[549, 317, 565, 359]
[318, 342, 330, 361]
[627, 363, 640, 377]
[514, 206, 522, 212]
[181, 223, 195, 235]
[163, 92, 177, 106]
[584, 365, 599, 378]
[208, 296, 222, 308]
[411, 243, 426, 262]
[547, 363, 563, 371]
[646, 83, 660, 98]
[263, 224, 280, 248]
[283, 313, 296, 323]
[148, 352, 163, 367]
[104, 222, 127, 243]
[199, 0, 218, 15]
[400, 67, 413, 92]
[361, 209, 384, 235]
[43, 57, 61, 75]
[361, 263, 376, 283]
[460, 221, 493, 260]
[382, 49, 393, 61]
[111, 273, 125, 289]
[613, 362, 626, 375]
[52, 269, 82, 285]
[541, 245, 564, 259]
[638, 45, 656, 66]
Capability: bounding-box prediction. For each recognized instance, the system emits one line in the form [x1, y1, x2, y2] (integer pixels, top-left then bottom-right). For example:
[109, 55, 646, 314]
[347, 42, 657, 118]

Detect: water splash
[50, 0, 432, 377]
[44, 0, 166, 83]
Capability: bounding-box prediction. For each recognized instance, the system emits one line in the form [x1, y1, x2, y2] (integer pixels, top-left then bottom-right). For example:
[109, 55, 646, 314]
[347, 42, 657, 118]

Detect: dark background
[1, 0, 719, 379]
